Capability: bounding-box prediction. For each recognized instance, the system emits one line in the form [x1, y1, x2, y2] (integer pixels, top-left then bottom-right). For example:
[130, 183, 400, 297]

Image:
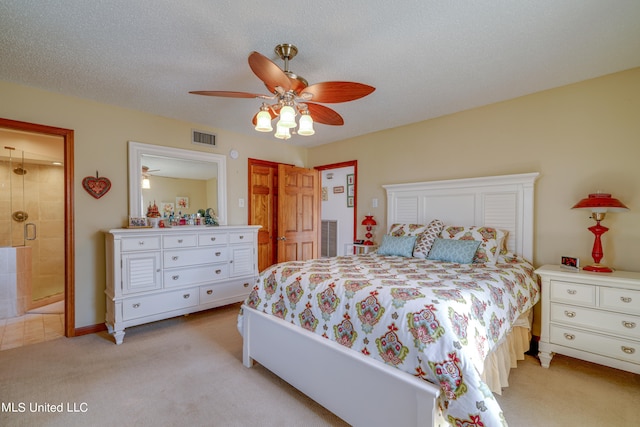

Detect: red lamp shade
[572, 193, 628, 212]
[572, 193, 628, 272]
[361, 215, 377, 245]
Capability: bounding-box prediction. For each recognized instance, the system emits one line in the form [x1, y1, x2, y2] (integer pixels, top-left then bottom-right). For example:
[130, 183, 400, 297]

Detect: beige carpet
[1, 303, 638, 426]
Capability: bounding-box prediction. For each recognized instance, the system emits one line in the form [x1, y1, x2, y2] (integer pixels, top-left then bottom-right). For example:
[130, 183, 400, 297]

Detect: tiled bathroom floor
[0, 308, 64, 351]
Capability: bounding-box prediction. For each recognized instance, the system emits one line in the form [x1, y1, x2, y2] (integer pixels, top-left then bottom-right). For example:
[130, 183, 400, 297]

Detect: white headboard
[383, 173, 539, 262]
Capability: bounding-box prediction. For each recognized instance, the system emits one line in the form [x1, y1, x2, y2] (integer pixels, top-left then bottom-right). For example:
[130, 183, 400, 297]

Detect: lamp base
[583, 264, 613, 273]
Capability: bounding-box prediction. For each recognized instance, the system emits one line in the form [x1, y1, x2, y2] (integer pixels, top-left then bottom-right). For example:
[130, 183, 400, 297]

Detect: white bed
[240, 172, 540, 426]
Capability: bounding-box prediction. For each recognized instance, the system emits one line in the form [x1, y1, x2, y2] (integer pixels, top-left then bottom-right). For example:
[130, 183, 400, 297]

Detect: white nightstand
[535, 264, 640, 374]
[344, 243, 377, 256]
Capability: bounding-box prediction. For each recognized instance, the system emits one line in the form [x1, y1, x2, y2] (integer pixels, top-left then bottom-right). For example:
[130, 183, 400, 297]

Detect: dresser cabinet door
[122, 252, 162, 294]
[229, 245, 255, 277]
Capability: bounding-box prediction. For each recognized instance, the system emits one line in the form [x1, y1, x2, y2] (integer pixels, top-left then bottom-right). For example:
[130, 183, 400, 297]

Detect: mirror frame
[128, 141, 227, 225]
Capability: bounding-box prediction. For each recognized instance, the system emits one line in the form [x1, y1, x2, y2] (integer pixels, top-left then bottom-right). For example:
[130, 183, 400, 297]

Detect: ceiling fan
[189, 44, 375, 139]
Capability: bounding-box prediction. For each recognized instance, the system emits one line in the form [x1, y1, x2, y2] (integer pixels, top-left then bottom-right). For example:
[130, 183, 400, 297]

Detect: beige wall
[309, 68, 640, 273]
[1, 80, 307, 327]
[1, 67, 638, 329]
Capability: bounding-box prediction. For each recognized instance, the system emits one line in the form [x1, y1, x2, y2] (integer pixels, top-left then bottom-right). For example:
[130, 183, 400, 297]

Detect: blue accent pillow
[376, 234, 417, 257]
[427, 238, 481, 264]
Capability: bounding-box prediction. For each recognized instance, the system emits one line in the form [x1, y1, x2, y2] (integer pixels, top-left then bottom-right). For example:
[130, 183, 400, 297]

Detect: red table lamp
[361, 215, 377, 245]
[572, 192, 628, 272]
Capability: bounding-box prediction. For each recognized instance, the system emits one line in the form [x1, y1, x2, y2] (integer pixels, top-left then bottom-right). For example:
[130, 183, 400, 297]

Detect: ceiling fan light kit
[190, 43, 375, 140]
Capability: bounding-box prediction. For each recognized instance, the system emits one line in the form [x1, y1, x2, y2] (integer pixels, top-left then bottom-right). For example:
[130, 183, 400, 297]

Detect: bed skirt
[481, 310, 533, 395]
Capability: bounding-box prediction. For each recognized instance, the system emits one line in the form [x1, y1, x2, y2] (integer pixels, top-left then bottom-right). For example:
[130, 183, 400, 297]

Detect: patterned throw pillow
[388, 223, 429, 237]
[427, 238, 481, 264]
[413, 219, 445, 258]
[376, 234, 418, 257]
[439, 226, 507, 264]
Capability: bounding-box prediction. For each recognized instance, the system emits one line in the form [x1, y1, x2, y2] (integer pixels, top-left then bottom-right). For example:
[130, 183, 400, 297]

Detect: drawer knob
[215, 269, 222, 274]
[132, 303, 140, 309]
[183, 294, 190, 299]
[172, 275, 179, 280]
[566, 289, 577, 295]
[138, 241, 145, 246]
[621, 346, 635, 355]
[564, 310, 576, 318]
[622, 321, 636, 329]
[243, 283, 249, 288]
[620, 296, 632, 303]
[215, 252, 221, 256]
[172, 256, 179, 261]
[239, 235, 244, 239]
[206, 289, 213, 295]
[178, 239, 183, 243]
[563, 333, 575, 341]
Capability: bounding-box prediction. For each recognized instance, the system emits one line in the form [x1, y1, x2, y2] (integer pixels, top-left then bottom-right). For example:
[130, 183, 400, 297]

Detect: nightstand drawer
[550, 280, 596, 306]
[550, 325, 640, 365]
[600, 287, 640, 315]
[551, 303, 640, 339]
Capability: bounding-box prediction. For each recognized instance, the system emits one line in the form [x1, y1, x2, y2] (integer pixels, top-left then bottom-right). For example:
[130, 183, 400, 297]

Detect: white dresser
[536, 264, 640, 374]
[105, 225, 260, 344]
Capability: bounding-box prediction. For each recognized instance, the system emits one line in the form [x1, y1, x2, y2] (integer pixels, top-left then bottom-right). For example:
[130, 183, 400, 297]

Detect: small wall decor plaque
[82, 171, 111, 199]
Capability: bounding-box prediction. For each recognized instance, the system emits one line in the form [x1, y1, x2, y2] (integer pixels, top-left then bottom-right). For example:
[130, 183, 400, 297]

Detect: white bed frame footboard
[242, 305, 441, 426]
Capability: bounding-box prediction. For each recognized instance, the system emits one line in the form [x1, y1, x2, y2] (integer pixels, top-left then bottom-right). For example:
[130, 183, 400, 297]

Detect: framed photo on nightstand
[561, 256, 579, 271]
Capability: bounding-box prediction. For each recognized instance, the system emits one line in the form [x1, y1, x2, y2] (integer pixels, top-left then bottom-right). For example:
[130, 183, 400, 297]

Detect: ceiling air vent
[191, 130, 217, 148]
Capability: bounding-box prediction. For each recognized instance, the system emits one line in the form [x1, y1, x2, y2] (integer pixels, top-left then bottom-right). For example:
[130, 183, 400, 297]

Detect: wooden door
[277, 164, 321, 262]
[248, 160, 278, 271]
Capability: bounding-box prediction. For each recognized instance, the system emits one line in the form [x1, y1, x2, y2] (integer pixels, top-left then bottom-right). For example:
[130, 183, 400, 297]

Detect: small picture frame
[333, 186, 344, 194]
[347, 196, 354, 207]
[176, 196, 189, 210]
[128, 217, 150, 228]
[161, 202, 174, 215]
[561, 256, 579, 271]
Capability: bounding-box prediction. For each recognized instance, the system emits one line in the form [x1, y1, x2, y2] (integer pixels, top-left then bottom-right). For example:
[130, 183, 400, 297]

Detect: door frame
[0, 117, 75, 337]
[315, 160, 358, 243]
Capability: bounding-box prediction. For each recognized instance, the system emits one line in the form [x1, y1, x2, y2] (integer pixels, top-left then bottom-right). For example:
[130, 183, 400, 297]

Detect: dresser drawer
[600, 287, 640, 315]
[163, 234, 197, 248]
[550, 280, 596, 306]
[230, 231, 254, 244]
[198, 232, 228, 246]
[164, 264, 229, 287]
[121, 236, 161, 252]
[551, 303, 640, 340]
[122, 288, 198, 320]
[550, 325, 640, 365]
[164, 247, 228, 268]
[200, 280, 252, 304]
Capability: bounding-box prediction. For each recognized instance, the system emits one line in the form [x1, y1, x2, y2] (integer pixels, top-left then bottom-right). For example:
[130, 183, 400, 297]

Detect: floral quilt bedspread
[239, 253, 540, 426]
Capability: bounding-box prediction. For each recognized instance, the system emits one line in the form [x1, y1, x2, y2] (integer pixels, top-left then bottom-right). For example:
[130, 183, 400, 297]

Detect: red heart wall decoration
[82, 173, 112, 199]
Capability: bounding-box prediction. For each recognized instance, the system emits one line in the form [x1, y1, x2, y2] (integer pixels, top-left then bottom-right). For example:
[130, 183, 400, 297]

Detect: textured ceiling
[1, 1, 639, 147]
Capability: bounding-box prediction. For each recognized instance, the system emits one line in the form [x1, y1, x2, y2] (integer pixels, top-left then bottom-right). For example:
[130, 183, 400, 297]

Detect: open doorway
[0, 118, 75, 341]
[316, 161, 357, 257]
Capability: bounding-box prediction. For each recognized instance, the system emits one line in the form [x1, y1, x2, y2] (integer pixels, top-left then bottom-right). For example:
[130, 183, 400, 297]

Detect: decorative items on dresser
[105, 225, 260, 344]
[536, 265, 640, 374]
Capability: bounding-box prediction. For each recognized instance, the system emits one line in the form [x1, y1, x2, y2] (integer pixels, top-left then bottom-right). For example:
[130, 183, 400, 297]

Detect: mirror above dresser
[128, 141, 227, 225]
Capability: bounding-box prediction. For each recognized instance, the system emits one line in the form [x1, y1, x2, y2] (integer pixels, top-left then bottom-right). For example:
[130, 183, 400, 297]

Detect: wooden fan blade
[301, 82, 375, 103]
[306, 103, 344, 126]
[189, 90, 265, 99]
[248, 51, 291, 94]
